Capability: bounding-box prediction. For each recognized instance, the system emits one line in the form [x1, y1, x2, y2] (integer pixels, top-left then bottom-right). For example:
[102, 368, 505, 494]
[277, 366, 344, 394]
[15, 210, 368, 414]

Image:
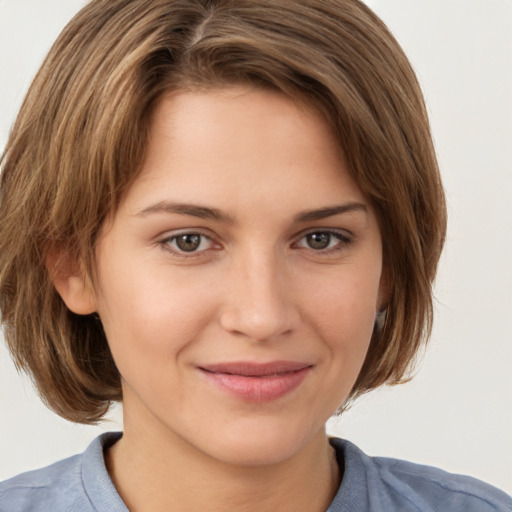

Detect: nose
[219, 250, 301, 342]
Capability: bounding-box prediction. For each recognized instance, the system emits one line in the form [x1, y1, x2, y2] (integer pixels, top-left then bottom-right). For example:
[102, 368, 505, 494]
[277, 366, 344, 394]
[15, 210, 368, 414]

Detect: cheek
[290, 275, 378, 419]
[302, 268, 381, 399]
[304, 271, 380, 341]
[95, 262, 222, 374]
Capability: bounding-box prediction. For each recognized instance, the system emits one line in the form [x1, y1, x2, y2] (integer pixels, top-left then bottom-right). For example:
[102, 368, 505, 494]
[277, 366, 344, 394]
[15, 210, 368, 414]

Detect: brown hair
[0, 0, 446, 423]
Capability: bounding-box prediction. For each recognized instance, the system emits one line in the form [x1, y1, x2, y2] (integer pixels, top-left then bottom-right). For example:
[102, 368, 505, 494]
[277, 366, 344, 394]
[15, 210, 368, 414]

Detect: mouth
[198, 361, 313, 402]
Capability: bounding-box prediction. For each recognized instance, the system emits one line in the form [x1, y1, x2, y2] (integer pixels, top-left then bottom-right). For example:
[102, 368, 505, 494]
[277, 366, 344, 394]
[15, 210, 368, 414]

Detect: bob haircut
[0, 0, 446, 424]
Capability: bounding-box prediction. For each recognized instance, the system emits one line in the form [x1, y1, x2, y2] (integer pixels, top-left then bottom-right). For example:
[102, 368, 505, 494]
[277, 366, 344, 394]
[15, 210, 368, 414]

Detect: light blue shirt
[1, 432, 511, 511]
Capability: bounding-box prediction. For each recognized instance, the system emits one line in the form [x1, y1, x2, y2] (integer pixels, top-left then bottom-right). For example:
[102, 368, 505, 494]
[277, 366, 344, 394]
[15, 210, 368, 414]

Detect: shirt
[1, 432, 511, 511]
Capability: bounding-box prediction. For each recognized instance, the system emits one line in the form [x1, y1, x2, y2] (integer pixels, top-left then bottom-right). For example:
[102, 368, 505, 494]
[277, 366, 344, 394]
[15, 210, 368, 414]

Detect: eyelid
[292, 228, 353, 251]
[159, 229, 221, 257]
[157, 227, 353, 258]
[295, 227, 353, 240]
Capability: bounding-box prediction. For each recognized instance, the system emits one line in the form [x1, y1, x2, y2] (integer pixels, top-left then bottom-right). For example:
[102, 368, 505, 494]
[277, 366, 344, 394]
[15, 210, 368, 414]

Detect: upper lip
[199, 361, 313, 377]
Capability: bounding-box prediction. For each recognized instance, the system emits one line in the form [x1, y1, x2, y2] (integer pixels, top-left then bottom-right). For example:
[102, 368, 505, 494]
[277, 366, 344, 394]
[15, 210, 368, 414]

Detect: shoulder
[0, 453, 89, 512]
[329, 437, 512, 512]
[371, 454, 512, 512]
[0, 432, 125, 512]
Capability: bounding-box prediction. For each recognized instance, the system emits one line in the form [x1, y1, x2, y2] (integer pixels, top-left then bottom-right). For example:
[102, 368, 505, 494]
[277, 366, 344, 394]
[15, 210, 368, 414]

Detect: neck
[106, 418, 340, 512]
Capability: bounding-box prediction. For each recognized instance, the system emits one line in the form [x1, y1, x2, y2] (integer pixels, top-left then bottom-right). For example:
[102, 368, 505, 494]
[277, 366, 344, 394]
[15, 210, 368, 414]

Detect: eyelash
[161, 230, 219, 258]
[293, 230, 353, 253]
[160, 229, 353, 258]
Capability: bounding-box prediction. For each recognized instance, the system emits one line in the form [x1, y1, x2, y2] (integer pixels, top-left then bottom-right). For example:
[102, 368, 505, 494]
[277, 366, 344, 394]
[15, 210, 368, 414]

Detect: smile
[198, 361, 313, 403]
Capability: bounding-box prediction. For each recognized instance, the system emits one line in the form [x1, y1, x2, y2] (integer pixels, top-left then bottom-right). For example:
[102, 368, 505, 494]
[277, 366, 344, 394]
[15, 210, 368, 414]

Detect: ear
[46, 248, 97, 315]
[377, 266, 391, 312]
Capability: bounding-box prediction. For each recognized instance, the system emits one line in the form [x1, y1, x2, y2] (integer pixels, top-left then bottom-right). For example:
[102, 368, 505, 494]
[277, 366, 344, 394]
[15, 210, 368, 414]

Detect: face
[71, 86, 385, 466]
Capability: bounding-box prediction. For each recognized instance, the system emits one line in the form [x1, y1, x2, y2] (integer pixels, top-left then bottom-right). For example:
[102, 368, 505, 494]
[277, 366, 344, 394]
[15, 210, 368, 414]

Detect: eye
[163, 232, 215, 254]
[295, 230, 351, 251]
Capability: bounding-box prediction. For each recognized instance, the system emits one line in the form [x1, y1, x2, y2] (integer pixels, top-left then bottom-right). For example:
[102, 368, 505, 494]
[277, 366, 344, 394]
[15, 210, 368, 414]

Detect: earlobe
[375, 271, 390, 333]
[377, 267, 391, 312]
[46, 249, 97, 315]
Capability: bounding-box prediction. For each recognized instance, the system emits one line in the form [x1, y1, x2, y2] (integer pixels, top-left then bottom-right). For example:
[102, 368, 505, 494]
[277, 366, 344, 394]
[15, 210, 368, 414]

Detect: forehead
[120, 86, 366, 217]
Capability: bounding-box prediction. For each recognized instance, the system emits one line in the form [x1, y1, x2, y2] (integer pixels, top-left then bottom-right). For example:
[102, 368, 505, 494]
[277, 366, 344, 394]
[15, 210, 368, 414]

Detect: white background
[1, 0, 511, 495]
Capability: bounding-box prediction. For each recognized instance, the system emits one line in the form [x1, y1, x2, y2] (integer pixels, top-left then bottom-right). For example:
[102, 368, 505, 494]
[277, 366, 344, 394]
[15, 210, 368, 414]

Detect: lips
[198, 361, 313, 403]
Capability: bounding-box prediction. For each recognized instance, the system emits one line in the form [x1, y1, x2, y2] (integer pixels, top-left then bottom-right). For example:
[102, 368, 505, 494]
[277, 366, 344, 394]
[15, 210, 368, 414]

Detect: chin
[193, 417, 326, 468]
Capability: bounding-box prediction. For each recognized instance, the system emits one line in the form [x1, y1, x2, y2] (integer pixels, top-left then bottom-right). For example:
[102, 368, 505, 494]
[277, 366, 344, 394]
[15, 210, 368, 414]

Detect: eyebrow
[294, 202, 368, 222]
[136, 201, 235, 223]
[136, 201, 367, 223]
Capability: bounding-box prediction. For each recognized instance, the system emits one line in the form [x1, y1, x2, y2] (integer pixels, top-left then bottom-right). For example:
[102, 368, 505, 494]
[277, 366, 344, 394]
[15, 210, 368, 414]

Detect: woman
[0, 1, 510, 510]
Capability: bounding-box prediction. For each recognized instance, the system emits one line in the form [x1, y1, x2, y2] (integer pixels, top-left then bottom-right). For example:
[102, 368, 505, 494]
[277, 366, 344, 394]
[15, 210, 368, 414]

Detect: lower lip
[200, 367, 311, 403]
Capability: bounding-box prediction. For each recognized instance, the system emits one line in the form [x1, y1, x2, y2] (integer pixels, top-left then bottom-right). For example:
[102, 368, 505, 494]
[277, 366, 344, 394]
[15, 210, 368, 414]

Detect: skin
[56, 86, 386, 512]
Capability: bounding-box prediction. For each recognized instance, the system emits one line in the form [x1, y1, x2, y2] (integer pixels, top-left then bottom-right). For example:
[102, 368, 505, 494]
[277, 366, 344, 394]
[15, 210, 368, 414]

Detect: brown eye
[295, 230, 352, 252]
[306, 232, 332, 250]
[175, 234, 202, 252]
[165, 233, 214, 254]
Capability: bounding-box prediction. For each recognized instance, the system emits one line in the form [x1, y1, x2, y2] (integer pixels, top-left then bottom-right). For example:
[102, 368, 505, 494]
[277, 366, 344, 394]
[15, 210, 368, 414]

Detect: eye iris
[176, 234, 201, 252]
[307, 232, 331, 250]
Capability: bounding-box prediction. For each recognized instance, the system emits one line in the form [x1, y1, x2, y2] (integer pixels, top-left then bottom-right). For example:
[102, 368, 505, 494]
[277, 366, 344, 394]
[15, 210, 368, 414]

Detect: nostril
[218, 261, 300, 340]
[219, 303, 300, 342]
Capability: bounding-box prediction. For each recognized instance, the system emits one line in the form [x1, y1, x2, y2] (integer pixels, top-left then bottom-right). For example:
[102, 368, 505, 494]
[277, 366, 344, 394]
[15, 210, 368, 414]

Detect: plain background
[1, 0, 511, 495]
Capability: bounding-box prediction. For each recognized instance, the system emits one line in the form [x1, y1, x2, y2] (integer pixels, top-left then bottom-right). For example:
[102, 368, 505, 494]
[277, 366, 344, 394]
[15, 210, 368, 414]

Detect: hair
[0, 0, 446, 423]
